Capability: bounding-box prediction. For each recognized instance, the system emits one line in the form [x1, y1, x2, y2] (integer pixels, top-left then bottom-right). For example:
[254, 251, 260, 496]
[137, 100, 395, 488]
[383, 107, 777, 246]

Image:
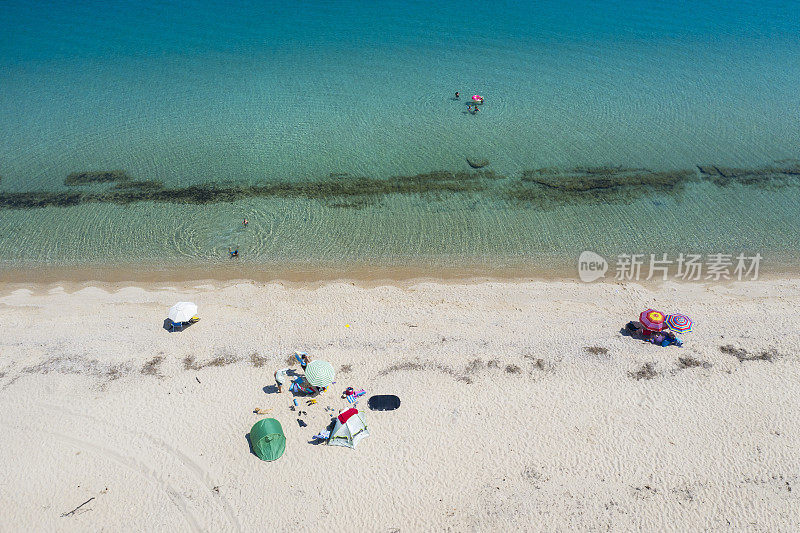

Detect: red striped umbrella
[666, 313, 693, 333]
[640, 309, 666, 331]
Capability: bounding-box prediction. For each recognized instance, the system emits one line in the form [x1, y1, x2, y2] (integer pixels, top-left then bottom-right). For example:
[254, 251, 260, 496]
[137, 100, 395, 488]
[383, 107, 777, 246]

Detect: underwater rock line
[505, 163, 800, 206]
[697, 164, 800, 186]
[0, 163, 798, 210]
[0, 170, 497, 210]
[507, 167, 701, 206]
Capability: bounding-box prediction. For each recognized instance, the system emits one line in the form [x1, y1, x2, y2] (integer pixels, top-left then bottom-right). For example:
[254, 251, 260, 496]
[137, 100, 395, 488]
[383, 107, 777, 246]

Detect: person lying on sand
[312, 429, 330, 441]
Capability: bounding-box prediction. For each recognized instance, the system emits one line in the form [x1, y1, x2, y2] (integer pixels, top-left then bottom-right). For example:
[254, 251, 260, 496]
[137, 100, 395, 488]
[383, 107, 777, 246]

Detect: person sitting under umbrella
[639, 309, 687, 347]
[639, 309, 666, 338]
[290, 377, 321, 396]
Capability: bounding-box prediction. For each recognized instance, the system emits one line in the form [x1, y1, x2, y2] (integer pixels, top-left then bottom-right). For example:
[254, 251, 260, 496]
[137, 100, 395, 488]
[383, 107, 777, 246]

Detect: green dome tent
[249, 418, 286, 461]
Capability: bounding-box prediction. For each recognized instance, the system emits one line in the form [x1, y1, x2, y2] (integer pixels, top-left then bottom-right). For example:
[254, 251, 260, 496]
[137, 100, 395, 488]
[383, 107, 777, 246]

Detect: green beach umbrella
[305, 360, 335, 387]
[249, 418, 286, 461]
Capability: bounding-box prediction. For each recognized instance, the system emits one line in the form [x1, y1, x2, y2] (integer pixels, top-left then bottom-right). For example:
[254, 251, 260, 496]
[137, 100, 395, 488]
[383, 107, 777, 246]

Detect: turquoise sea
[1, 1, 799, 277]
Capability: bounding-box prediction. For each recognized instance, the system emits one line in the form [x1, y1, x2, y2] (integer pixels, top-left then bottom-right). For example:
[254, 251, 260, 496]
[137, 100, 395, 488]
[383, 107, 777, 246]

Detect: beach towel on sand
[347, 389, 366, 403]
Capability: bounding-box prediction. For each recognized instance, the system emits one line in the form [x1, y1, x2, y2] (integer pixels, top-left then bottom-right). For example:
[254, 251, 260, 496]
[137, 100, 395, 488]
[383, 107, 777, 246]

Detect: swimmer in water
[243, 219, 248, 226]
[455, 91, 460, 99]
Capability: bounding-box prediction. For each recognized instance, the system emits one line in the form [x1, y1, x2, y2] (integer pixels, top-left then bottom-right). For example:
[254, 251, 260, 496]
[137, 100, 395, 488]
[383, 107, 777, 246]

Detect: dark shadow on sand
[163, 318, 196, 333]
[307, 418, 338, 445]
[245, 433, 256, 457]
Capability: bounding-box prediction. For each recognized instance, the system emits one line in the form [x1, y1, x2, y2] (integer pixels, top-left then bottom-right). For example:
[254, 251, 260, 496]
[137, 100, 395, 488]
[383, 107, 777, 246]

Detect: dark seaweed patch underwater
[0, 162, 798, 211]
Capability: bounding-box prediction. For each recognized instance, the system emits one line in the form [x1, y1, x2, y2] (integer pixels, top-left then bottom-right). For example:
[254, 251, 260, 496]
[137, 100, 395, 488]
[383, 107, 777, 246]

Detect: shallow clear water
[1, 1, 799, 274]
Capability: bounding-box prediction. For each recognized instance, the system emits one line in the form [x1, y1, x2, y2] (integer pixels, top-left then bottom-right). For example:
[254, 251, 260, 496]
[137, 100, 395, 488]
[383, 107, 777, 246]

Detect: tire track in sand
[38, 402, 242, 533]
[0, 420, 202, 533]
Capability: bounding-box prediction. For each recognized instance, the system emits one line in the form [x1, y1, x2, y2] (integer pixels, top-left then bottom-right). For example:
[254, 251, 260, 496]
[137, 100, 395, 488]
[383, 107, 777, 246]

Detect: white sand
[1, 279, 799, 532]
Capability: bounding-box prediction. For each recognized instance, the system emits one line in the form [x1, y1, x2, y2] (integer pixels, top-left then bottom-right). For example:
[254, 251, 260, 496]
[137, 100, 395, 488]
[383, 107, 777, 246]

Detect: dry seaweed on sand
[23, 355, 133, 383]
[719, 345, 777, 362]
[183, 353, 240, 370]
[378, 361, 426, 375]
[677, 356, 711, 369]
[377, 359, 472, 383]
[465, 358, 484, 373]
[523, 354, 547, 370]
[629, 362, 659, 380]
[584, 346, 609, 356]
[141, 355, 165, 376]
[249, 353, 269, 368]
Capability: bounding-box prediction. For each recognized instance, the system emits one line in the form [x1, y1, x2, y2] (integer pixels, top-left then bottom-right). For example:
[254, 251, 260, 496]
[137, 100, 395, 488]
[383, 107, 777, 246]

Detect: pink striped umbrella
[640, 309, 666, 331]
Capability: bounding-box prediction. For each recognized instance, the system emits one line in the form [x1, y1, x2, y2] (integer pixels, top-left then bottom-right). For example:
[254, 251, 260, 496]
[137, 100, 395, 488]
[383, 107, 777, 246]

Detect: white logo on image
[578, 251, 608, 282]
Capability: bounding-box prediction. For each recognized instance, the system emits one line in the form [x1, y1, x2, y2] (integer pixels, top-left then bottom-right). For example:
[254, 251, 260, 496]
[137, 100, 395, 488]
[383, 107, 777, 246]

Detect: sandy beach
[2, 278, 800, 531]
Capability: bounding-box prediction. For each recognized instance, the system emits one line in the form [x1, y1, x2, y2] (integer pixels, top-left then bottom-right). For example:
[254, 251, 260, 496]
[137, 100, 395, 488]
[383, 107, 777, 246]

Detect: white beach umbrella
[168, 302, 198, 323]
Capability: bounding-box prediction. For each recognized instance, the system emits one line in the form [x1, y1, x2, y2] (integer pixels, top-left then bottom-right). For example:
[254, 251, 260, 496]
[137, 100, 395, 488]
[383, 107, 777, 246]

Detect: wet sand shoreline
[2, 258, 800, 288]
